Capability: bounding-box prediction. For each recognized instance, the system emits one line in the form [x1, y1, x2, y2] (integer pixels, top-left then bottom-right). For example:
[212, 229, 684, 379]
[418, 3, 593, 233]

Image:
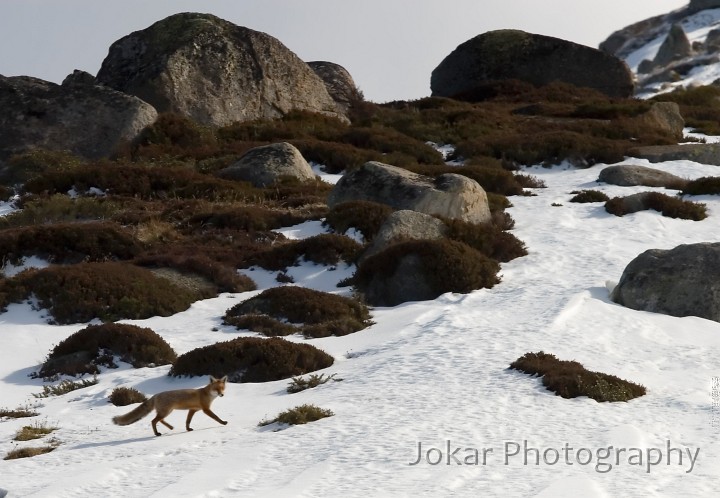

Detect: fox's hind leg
[151, 408, 174, 436]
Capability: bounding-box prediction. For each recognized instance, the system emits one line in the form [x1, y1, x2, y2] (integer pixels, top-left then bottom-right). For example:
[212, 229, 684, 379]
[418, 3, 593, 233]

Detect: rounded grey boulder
[598, 164, 686, 189]
[308, 61, 362, 110]
[431, 29, 634, 100]
[360, 210, 448, 262]
[328, 161, 491, 224]
[97, 13, 346, 126]
[612, 243, 720, 322]
[217, 142, 316, 187]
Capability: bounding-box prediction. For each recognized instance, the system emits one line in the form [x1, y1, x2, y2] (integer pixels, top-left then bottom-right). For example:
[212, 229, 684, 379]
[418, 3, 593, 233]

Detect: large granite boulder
[0, 72, 157, 161]
[431, 30, 634, 100]
[96, 12, 346, 126]
[307, 61, 362, 110]
[217, 142, 315, 187]
[612, 243, 720, 322]
[328, 161, 491, 224]
[360, 210, 448, 262]
[598, 164, 687, 189]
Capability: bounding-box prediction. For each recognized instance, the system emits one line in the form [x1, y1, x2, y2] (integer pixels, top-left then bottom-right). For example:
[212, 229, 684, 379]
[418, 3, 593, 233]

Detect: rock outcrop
[598, 164, 687, 189]
[627, 102, 684, 141]
[431, 30, 634, 100]
[360, 210, 448, 262]
[217, 142, 316, 187]
[612, 243, 720, 322]
[651, 23, 693, 69]
[601, 2, 720, 96]
[96, 12, 346, 126]
[688, 0, 720, 14]
[628, 143, 720, 166]
[328, 161, 491, 224]
[0, 72, 157, 160]
[307, 61, 362, 110]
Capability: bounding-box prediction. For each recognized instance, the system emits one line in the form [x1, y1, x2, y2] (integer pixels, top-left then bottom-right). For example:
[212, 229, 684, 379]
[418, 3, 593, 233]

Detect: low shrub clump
[33, 377, 98, 397]
[186, 205, 320, 232]
[1, 262, 201, 324]
[259, 404, 334, 426]
[353, 239, 501, 306]
[323, 200, 394, 241]
[287, 373, 339, 394]
[134, 253, 256, 294]
[0, 149, 85, 186]
[0, 405, 38, 419]
[569, 190, 610, 203]
[4, 445, 57, 460]
[170, 337, 334, 383]
[682, 176, 720, 196]
[23, 162, 255, 203]
[0, 195, 121, 228]
[605, 192, 707, 220]
[0, 222, 142, 265]
[109, 387, 148, 406]
[249, 233, 362, 271]
[38, 323, 177, 378]
[443, 218, 527, 262]
[13, 421, 58, 441]
[224, 287, 372, 338]
[509, 351, 646, 402]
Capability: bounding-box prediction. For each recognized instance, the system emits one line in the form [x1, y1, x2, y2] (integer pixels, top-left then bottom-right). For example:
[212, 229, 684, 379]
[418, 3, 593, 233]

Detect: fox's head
[209, 375, 228, 397]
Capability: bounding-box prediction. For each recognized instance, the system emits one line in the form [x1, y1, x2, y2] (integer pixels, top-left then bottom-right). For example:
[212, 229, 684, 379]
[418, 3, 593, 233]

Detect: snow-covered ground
[1, 155, 720, 497]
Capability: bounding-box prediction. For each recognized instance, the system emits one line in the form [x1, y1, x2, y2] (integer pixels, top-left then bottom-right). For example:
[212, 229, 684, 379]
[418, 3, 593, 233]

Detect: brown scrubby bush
[0, 150, 85, 186]
[605, 192, 707, 220]
[1, 262, 200, 324]
[109, 386, 148, 406]
[259, 404, 334, 426]
[23, 162, 255, 202]
[291, 139, 381, 174]
[682, 176, 720, 196]
[0, 222, 141, 265]
[509, 351, 646, 402]
[186, 205, 319, 232]
[38, 323, 177, 378]
[169, 337, 334, 383]
[133, 253, 256, 294]
[353, 239, 501, 306]
[224, 286, 372, 338]
[570, 190, 610, 203]
[323, 200, 394, 241]
[0, 195, 122, 228]
[249, 233, 362, 271]
[443, 218, 527, 262]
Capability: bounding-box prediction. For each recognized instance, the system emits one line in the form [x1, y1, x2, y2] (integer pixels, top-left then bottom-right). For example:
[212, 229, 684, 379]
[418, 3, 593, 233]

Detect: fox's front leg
[186, 409, 198, 431]
[203, 408, 228, 426]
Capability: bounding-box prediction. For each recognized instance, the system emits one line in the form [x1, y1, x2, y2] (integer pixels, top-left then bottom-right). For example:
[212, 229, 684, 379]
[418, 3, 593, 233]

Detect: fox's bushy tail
[112, 398, 154, 426]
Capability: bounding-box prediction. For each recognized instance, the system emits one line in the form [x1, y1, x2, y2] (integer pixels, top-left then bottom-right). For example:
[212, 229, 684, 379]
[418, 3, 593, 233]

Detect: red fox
[112, 376, 228, 436]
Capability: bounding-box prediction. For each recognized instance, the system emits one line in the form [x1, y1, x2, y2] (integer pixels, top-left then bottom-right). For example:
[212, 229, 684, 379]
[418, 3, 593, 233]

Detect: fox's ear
[220, 375, 228, 383]
[209, 375, 217, 382]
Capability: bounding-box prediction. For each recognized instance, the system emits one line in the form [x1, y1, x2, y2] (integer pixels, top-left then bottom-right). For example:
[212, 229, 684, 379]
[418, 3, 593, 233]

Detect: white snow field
[1, 156, 720, 497]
